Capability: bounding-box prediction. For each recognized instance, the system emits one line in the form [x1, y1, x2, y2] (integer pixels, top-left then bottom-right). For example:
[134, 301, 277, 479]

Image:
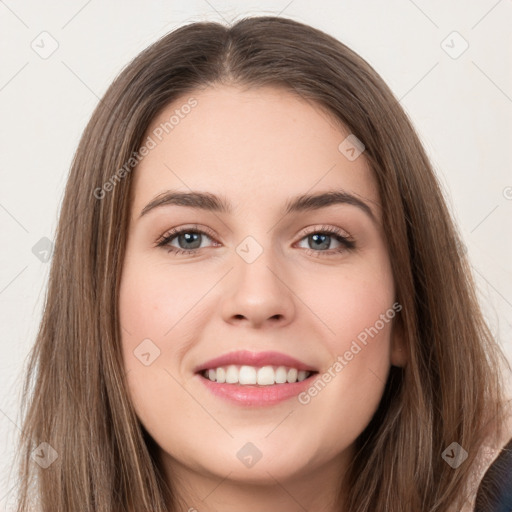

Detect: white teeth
[216, 367, 226, 383]
[275, 366, 287, 384]
[286, 368, 298, 383]
[257, 366, 274, 386]
[201, 365, 313, 385]
[297, 370, 308, 381]
[239, 365, 257, 385]
[226, 365, 238, 384]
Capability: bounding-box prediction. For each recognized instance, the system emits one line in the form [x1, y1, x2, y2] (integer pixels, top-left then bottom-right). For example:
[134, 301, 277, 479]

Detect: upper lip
[194, 350, 318, 373]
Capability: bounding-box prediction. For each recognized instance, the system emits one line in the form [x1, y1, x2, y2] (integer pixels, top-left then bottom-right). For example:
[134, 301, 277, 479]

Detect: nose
[220, 246, 296, 329]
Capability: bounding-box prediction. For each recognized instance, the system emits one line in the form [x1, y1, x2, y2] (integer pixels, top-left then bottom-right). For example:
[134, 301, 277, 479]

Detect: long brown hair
[12, 15, 511, 512]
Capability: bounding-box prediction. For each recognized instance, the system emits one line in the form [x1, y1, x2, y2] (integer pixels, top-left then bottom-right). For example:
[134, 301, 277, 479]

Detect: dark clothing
[474, 438, 512, 511]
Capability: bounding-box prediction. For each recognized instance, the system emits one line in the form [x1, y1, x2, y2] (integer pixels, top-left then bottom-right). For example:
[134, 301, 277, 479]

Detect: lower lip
[196, 372, 318, 406]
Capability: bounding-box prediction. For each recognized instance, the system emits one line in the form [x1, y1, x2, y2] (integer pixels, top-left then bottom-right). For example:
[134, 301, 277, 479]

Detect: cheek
[118, 260, 187, 411]
[118, 260, 202, 443]
[296, 319, 394, 459]
[297, 258, 395, 350]
[294, 261, 396, 438]
[330, 280, 395, 401]
[119, 257, 208, 348]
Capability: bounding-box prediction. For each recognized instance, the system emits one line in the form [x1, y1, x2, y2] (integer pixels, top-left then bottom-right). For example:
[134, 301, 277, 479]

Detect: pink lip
[196, 373, 317, 407]
[193, 350, 317, 373]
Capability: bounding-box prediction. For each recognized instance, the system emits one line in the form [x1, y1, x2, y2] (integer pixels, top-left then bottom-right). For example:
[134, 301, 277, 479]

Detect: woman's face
[119, 84, 406, 504]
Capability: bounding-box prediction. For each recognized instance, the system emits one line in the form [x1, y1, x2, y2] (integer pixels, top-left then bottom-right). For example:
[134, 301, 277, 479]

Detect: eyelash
[155, 224, 356, 258]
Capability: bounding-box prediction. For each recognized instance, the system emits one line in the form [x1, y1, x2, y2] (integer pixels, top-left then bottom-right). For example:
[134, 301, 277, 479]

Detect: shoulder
[471, 403, 512, 511]
[473, 437, 512, 511]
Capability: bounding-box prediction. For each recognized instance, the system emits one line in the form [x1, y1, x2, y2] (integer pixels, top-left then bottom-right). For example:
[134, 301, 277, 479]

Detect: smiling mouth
[197, 364, 319, 386]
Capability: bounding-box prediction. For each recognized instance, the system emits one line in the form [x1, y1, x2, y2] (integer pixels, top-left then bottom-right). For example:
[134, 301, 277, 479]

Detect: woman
[13, 15, 511, 512]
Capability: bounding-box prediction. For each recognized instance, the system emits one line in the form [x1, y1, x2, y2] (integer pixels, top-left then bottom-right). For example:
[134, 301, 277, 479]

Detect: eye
[156, 225, 218, 256]
[156, 224, 356, 257]
[295, 225, 356, 257]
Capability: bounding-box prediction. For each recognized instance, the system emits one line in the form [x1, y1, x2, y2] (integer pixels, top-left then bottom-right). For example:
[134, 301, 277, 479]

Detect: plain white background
[1, 0, 511, 508]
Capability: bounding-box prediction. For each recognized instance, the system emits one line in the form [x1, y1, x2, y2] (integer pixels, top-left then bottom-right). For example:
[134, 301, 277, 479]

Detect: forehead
[131, 85, 380, 220]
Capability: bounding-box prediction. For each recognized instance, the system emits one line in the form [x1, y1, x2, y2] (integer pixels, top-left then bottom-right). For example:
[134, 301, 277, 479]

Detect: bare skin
[119, 84, 406, 511]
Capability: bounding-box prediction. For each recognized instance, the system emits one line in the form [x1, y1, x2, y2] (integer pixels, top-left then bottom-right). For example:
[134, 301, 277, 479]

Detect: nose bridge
[235, 229, 285, 295]
[220, 229, 296, 327]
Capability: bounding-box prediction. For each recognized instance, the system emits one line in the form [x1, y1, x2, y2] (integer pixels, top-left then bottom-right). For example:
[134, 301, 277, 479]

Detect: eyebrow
[139, 189, 377, 223]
